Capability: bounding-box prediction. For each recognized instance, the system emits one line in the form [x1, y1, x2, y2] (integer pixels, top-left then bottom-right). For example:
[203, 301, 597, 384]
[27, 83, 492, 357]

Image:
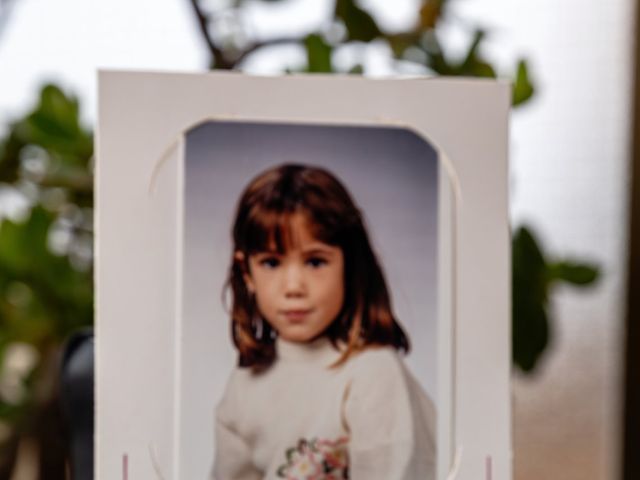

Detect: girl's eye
[306, 257, 327, 268]
[259, 257, 280, 268]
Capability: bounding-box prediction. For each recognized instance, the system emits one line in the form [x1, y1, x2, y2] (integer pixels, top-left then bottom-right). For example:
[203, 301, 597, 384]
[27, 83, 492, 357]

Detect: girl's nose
[283, 265, 306, 297]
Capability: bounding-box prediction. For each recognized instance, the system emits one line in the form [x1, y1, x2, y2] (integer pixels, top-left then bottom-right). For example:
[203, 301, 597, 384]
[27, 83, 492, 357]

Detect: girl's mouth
[281, 309, 313, 322]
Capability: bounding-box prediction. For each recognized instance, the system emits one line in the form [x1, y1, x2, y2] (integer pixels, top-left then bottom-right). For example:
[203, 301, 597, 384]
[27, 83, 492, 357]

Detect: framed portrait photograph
[96, 71, 511, 480]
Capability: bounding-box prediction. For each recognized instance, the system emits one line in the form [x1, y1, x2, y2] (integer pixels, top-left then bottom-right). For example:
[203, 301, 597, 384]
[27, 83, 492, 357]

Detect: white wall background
[0, 0, 632, 478]
[446, 2, 632, 479]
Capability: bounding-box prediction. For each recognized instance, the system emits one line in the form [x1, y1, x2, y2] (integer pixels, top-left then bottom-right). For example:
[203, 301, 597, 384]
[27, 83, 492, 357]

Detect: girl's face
[241, 213, 345, 343]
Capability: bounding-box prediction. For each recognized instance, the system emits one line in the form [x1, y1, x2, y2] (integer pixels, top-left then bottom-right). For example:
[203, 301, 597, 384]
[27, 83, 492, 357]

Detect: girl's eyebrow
[302, 246, 336, 255]
[253, 250, 280, 256]
[252, 245, 336, 256]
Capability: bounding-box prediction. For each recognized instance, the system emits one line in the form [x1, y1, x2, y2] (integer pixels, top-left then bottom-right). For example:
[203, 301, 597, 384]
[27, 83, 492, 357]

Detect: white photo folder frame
[96, 70, 511, 480]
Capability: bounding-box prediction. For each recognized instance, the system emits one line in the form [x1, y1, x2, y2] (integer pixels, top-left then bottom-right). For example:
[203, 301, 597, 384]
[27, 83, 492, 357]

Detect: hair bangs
[242, 206, 293, 254]
[242, 203, 342, 254]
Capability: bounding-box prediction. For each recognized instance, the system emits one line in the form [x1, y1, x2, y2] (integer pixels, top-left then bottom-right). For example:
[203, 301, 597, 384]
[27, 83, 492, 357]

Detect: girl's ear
[244, 274, 255, 294]
[234, 251, 245, 264]
[235, 251, 255, 294]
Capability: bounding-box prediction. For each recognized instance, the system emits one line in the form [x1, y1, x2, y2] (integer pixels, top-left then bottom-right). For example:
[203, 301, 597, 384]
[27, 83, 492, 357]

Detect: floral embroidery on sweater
[276, 436, 349, 480]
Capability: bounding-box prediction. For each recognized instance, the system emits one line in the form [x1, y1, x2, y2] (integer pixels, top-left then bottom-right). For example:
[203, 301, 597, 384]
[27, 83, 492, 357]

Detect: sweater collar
[276, 335, 345, 365]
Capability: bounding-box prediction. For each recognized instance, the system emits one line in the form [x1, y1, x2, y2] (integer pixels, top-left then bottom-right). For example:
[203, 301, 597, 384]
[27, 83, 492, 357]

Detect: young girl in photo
[212, 164, 436, 480]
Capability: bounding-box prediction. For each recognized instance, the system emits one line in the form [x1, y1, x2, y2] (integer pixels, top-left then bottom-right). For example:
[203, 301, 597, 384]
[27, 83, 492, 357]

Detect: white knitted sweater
[211, 335, 436, 480]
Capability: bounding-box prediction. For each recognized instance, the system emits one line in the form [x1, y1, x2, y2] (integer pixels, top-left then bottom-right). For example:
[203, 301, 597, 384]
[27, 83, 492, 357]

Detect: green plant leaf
[448, 30, 495, 78]
[422, 32, 455, 75]
[304, 34, 333, 73]
[512, 59, 535, 107]
[334, 0, 382, 42]
[467, 60, 497, 78]
[512, 226, 546, 300]
[0, 133, 23, 184]
[0, 206, 92, 340]
[15, 85, 93, 162]
[512, 226, 550, 372]
[459, 30, 485, 70]
[547, 261, 599, 285]
[0, 84, 94, 205]
[512, 299, 549, 373]
[512, 225, 601, 373]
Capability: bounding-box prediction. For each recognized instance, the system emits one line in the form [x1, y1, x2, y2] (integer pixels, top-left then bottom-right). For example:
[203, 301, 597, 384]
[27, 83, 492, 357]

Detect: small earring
[248, 296, 263, 340]
[251, 314, 264, 339]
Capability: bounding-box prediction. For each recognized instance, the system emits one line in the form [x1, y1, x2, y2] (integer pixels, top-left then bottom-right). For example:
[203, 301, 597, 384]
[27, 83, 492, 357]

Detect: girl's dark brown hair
[227, 163, 410, 371]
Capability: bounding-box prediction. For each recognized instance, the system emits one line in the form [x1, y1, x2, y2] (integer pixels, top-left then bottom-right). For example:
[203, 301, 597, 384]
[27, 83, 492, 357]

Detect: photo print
[180, 121, 439, 479]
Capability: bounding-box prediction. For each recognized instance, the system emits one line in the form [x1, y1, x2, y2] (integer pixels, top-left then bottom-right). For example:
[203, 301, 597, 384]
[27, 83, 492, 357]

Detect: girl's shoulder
[346, 344, 407, 378]
[352, 343, 404, 361]
[215, 365, 260, 423]
[218, 366, 254, 404]
[224, 364, 261, 390]
[344, 345, 436, 417]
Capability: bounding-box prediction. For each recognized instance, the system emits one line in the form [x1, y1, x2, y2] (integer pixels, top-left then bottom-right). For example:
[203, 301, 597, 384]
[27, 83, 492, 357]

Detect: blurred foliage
[187, 0, 601, 373]
[0, 0, 601, 476]
[512, 227, 599, 372]
[0, 84, 92, 476]
[334, 0, 382, 42]
[304, 34, 333, 73]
